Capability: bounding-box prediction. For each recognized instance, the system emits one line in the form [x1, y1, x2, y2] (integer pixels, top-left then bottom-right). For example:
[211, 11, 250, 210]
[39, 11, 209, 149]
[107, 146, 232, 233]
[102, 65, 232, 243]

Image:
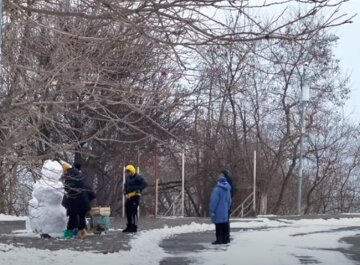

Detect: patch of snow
[0, 214, 27, 221]
[194, 218, 360, 265]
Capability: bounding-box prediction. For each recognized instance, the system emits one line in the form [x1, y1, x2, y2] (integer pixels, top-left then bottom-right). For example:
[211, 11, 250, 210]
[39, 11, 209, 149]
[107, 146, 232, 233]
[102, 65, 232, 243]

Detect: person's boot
[128, 225, 137, 233]
[72, 228, 79, 237]
[122, 225, 130, 233]
[77, 229, 87, 239]
[63, 229, 74, 239]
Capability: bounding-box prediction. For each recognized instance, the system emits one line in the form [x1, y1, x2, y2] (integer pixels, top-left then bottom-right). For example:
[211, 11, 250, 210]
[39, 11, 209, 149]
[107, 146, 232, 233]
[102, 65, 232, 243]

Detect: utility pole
[0, 0, 3, 45]
[253, 150, 257, 214]
[297, 64, 309, 214]
[181, 152, 185, 217]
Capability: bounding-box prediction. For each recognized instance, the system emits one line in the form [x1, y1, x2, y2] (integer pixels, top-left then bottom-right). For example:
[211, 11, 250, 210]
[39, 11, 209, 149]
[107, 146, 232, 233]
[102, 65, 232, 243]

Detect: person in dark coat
[220, 169, 235, 243]
[73, 162, 96, 209]
[61, 162, 95, 238]
[123, 164, 147, 233]
[209, 176, 232, 244]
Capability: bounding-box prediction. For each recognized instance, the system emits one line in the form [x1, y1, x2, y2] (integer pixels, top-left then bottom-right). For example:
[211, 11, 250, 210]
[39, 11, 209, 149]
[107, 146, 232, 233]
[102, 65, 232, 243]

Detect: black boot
[128, 225, 137, 233]
[122, 225, 130, 233]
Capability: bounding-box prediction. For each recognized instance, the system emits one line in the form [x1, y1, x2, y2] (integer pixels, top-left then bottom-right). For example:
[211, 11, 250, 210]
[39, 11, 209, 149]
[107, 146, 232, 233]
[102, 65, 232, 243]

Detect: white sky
[208, 0, 359, 123]
[335, 0, 360, 122]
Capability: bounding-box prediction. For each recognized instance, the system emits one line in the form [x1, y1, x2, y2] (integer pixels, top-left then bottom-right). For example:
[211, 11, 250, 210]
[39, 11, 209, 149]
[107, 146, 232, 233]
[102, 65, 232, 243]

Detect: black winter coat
[124, 173, 147, 194]
[62, 168, 96, 215]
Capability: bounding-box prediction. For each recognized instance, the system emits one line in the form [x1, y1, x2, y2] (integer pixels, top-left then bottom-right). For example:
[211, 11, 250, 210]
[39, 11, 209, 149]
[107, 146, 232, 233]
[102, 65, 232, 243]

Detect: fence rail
[231, 192, 254, 217]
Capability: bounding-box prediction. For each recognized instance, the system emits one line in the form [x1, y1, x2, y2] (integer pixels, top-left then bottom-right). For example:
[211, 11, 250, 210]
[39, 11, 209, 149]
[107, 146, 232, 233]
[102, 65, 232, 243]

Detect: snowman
[26, 160, 67, 236]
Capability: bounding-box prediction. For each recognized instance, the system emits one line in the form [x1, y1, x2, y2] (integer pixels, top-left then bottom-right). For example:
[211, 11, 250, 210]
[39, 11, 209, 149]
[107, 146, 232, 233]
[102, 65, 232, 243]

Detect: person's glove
[211, 212, 216, 223]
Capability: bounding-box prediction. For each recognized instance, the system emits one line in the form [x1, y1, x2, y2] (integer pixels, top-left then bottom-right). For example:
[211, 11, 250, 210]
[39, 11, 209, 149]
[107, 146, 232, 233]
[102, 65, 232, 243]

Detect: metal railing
[163, 193, 182, 216]
[231, 192, 254, 217]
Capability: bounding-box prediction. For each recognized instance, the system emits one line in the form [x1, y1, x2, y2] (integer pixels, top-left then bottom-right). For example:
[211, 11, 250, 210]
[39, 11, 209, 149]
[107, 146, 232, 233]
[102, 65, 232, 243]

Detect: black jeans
[67, 211, 87, 230]
[125, 196, 140, 228]
[215, 223, 230, 244]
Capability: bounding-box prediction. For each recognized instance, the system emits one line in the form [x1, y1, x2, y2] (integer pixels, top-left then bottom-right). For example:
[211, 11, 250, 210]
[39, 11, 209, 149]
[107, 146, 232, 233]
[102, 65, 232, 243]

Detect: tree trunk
[259, 192, 268, 215]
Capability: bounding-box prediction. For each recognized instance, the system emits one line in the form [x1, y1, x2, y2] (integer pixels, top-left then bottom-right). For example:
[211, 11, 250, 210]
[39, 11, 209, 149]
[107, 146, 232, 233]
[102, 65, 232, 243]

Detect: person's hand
[210, 212, 216, 223]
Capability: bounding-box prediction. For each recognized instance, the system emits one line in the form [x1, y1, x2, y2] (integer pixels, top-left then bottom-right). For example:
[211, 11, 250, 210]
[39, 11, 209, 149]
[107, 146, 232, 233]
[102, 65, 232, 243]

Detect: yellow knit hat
[125, 165, 136, 176]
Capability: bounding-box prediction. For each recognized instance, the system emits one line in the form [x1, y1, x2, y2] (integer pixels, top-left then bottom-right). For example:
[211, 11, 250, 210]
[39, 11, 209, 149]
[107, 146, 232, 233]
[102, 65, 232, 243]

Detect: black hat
[74, 162, 82, 171]
[220, 169, 230, 177]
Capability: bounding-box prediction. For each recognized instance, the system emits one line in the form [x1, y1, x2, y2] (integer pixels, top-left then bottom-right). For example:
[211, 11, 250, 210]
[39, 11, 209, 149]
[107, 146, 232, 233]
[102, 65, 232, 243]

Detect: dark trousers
[225, 222, 230, 242]
[125, 196, 140, 228]
[227, 208, 231, 242]
[215, 223, 230, 244]
[67, 211, 87, 230]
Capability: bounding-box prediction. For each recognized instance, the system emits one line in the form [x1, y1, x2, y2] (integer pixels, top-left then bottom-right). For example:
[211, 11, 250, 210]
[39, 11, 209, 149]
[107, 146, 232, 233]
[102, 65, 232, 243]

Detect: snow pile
[27, 160, 67, 235]
[0, 214, 27, 221]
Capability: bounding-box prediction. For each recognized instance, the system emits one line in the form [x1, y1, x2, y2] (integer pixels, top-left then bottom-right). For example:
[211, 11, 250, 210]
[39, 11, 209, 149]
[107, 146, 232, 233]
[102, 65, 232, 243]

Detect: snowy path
[0, 217, 360, 265]
[186, 219, 360, 265]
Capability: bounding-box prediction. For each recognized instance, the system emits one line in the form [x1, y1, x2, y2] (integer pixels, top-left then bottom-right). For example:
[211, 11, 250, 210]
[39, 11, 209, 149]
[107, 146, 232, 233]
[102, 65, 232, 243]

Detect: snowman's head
[41, 160, 63, 182]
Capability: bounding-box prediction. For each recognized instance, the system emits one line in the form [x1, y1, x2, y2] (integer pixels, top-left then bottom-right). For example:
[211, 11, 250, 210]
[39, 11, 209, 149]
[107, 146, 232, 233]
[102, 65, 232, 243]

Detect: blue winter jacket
[209, 177, 232, 224]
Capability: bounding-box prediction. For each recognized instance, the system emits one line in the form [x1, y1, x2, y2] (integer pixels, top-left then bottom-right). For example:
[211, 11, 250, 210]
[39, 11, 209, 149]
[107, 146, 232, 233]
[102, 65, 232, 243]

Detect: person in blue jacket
[209, 176, 232, 244]
[220, 169, 235, 243]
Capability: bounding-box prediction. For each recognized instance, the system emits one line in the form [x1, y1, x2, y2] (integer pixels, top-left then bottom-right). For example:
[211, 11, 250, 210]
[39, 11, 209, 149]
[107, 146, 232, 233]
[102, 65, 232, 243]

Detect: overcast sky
[335, 0, 360, 122]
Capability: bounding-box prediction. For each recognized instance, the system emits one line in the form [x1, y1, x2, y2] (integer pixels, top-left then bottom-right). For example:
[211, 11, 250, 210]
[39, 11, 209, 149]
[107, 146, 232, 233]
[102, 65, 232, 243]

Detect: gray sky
[335, 0, 360, 122]
[249, 0, 359, 122]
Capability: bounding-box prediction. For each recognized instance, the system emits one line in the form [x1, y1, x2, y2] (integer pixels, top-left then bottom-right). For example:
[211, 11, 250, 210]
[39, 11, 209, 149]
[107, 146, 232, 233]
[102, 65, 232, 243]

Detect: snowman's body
[27, 160, 67, 235]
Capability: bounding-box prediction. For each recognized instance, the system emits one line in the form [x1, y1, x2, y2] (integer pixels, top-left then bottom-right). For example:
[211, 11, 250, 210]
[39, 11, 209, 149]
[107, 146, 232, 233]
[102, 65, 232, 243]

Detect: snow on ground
[0, 222, 216, 265]
[0, 218, 360, 265]
[195, 218, 360, 265]
[0, 214, 27, 221]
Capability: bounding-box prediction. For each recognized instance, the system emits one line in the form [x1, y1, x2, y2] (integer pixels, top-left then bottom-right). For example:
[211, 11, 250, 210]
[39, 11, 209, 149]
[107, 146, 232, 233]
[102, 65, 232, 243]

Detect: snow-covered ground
[0, 214, 27, 221]
[0, 217, 359, 265]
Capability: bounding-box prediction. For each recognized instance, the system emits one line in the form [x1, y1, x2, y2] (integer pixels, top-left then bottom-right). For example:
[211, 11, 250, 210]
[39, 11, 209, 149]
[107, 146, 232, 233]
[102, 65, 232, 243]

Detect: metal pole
[297, 102, 305, 214]
[297, 101, 306, 214]
[137, 147, 140, 173]
[154, 154, 158, 218]
[253, 150, 257, 213]
[155, 177, 159, 217]
[0, 0, 3, 84]
[297, 66, 307, 214]
[181, 152, 185, 217]
[122, 165, 126, 218]
[0, 0, 3, 46]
